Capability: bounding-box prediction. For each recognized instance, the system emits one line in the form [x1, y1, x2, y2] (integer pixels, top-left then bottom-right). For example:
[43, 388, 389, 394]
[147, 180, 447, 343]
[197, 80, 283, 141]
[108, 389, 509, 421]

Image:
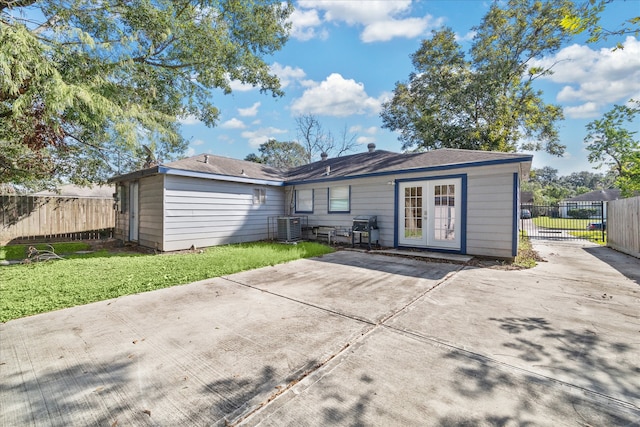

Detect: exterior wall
[163, 175, 285, 251]
[112, 175, 164, 248]
[138, 175, 164, 249]
[287, 163, 520, 258]
[287, 176, 396, 245]
[465, 166, 519, 258]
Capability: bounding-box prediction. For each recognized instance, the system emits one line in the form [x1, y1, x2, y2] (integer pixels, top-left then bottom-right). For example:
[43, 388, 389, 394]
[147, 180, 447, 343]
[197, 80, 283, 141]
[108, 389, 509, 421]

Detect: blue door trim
[394, 174, 467, 254]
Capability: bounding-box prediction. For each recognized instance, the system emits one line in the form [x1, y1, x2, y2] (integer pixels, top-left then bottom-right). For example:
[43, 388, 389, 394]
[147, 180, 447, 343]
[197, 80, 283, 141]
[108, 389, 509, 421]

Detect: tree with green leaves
[0, 0, 292, 188]
[245, 139, 307, 169]
[584, 101, 640, 196]
[381, 0, 574, 156]
[561, 0, 639, 50]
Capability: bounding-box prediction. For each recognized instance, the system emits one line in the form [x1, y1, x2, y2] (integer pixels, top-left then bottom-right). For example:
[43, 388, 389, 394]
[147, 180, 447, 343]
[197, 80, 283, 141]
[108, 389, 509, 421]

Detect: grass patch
[532, 217, 592, 230]
[568, 230, 607, 245]
[0, 242, 92, 261]
[0, 242, 333, 322]
[513, 232, 544, 268]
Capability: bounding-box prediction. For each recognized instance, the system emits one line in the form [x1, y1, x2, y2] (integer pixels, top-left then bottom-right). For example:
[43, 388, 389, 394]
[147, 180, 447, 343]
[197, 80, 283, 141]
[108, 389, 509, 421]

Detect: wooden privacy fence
[607, 196, 640, 258]
[0, 195, 115, 245]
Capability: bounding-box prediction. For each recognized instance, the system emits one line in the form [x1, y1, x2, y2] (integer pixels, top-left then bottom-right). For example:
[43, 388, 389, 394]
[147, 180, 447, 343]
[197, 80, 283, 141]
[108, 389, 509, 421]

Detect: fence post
[601, 201, 605, 242]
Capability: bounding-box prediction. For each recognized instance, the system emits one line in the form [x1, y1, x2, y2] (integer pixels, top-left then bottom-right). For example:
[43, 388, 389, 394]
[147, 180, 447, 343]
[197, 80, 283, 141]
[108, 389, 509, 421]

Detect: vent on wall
[277, 217, 302, 242]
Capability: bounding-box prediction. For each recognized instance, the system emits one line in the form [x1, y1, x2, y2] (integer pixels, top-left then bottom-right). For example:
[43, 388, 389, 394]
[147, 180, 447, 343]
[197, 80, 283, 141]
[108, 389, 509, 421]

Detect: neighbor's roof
[32, 184, 114, 198]
[109, 148, 532, 185]
[565, 189, 621, 202]
[285, 148, 532, 183]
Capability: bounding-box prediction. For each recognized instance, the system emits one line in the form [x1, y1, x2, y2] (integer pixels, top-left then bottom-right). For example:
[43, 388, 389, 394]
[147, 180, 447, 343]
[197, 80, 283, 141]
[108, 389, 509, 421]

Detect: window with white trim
[295, 189, 313, 213]
[253, 188, 267, 205]
[329, 185, 350, 213]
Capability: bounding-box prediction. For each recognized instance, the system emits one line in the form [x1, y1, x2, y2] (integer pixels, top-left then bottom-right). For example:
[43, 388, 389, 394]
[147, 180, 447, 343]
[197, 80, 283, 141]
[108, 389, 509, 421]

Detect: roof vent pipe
[204, 154, 209, 164]
[325, 165, 331, 176]
[367, 143, 376, 153]
[320, 152, 328, 161]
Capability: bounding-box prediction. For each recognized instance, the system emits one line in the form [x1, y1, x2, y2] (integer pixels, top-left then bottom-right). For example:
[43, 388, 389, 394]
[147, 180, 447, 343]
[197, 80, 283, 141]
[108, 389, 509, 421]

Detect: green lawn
[0, 242, 92, 261]
[532, 217, 606, 244]
[0, 242, 333, 322]
[532, 217, 593, 230]
[568, 230, 607, 244]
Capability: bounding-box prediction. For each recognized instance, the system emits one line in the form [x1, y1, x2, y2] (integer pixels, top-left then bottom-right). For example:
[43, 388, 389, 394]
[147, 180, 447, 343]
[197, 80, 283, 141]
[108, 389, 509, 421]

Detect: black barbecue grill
[352, 215, 379, 250]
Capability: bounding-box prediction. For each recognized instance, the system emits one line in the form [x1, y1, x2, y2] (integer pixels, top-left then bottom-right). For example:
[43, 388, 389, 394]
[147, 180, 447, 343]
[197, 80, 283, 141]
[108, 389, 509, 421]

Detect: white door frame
[398, 177, 463, 250]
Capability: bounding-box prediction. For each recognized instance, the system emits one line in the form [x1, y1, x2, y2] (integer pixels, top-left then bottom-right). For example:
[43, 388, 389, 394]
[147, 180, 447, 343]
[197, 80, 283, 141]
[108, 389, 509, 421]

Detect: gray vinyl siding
[289, 163, 519, 257]
[138, 175, 164, 250]
[289, 176, 396, 246]
[163, 175, 284, 251]
[465, 165, 518, 258]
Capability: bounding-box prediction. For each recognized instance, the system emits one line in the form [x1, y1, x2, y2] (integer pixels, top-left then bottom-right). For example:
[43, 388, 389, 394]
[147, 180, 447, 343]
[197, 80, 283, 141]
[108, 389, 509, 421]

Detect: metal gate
[519, 202, 605, 243]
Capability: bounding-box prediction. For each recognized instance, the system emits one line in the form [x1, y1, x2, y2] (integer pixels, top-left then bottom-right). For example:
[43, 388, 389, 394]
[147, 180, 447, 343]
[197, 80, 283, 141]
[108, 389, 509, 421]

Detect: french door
[398, 178, 461, 249]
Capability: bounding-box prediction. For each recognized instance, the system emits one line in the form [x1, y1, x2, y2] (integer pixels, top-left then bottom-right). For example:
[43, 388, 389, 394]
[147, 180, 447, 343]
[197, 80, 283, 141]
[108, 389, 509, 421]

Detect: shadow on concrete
[203, 359, 321, 424]
[321, 373, 375, 426]
[582, 246, 640, 285]
[489, 317, 639, 403]
[2, 359, 135, 426]
[437, 317, 639, 425]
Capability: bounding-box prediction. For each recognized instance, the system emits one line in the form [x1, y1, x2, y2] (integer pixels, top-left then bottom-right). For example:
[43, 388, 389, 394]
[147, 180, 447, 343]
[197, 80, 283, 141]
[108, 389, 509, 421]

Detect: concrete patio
[1, 240, 639, 426]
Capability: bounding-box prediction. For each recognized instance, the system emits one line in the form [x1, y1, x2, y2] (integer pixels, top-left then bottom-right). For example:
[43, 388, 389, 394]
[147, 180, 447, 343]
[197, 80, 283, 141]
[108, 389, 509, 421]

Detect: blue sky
[180, 0, 640, 176]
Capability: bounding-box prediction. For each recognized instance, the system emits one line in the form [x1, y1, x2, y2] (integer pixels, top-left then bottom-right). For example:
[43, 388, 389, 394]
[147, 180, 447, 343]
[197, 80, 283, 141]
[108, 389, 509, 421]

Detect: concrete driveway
[1, 241, 639, 426]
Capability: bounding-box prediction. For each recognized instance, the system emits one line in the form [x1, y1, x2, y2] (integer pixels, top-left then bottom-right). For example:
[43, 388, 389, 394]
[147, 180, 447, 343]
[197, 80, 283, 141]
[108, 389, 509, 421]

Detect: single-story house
[558, 189, 621, 219]
[108, 146, 532, 259]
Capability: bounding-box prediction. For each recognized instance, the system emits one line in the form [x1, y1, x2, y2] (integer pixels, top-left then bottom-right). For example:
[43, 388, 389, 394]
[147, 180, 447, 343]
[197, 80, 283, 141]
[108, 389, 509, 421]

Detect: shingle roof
[164, 154, 285, 181]
[285, 148, 532, 183]
[109, 148, 532, 184]
[565, 189, 621, 202]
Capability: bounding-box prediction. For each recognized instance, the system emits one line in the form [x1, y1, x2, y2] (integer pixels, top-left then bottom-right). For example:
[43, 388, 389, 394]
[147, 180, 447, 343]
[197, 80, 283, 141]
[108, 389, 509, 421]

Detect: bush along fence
[0, 195, 115, 245]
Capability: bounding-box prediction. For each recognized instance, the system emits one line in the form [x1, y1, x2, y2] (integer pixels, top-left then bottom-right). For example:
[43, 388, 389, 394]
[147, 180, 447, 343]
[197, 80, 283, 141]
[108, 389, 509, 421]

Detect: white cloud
[179, 115, 200, 125]
[238, 102, 261, 117]
[221, 118, 246, 129]
[529, 37, 640, 112]
[291, 73, 381, 117]
[241, 127, 288, 148]
[294, 0, 442, 42]
[351, 125, 378, 135]
[185, 147, 196, 157]
[357, 136, 376, 144]
[289, 8, 328, 41]
[228, 79, 255, 92]
[300, 0, 412, 25]
[192, 139, 205, 146]
[364, 126, 378, 135]
[270, 63, 306, 88]
[455, 30, 476, 43]
[564, 102, 600, 119]
[361, 16, 441, 43]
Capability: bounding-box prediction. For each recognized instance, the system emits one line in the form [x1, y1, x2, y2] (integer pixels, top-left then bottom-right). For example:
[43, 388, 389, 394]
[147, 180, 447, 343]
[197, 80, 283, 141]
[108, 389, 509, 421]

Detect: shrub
[567, 208, 598, 219]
